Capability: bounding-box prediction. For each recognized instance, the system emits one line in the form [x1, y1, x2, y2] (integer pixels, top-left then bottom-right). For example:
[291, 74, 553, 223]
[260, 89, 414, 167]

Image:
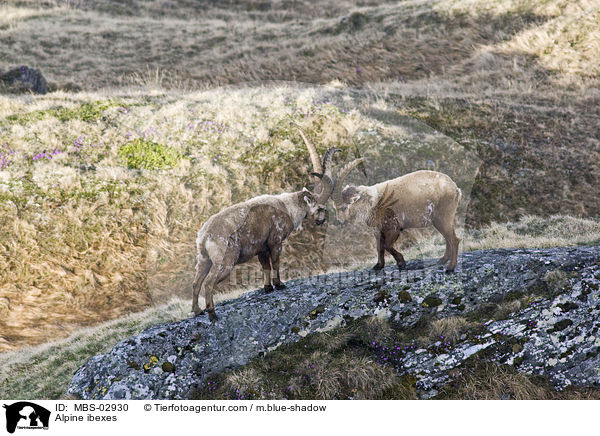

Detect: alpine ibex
[332, 166, 462, 272]
[192, 132, 339, 321]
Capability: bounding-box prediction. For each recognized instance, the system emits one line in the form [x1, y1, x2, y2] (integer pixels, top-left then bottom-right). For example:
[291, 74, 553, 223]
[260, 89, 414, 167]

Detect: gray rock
[68, 245, 600, 399]
[0, 66, 48, 94]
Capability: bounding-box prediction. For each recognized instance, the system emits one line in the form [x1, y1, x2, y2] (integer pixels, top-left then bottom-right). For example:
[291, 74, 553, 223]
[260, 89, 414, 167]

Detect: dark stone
[0, 66, 48, 94]
[526, 278, 548, 295]
[450, 296, 462, 305]
[335, 12, 369, 33]
[547, 319, 573, 333]
[398, 290, 412, 303]
[161, 362, 175, 373]
[422, 294, 442, 307]
[374, 291, 392, 304]
[558, 302, 579, 313]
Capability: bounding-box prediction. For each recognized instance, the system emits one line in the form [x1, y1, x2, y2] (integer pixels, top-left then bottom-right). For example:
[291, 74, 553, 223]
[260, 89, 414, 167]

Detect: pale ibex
[332, 165, 462, 272]
[192, 131, 339, 321]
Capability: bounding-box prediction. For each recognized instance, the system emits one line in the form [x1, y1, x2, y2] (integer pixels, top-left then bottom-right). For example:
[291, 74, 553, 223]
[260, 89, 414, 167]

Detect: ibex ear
[302, 187, 309, 192]
[303, 194, 315, 207]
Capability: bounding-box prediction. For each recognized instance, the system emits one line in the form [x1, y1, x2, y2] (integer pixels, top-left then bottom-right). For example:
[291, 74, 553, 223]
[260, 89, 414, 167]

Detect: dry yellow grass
[501, 6, 600, 77]
[427, 317, 474, 345]
[440, 359, 600, 400]
[0, 298, 188, 399]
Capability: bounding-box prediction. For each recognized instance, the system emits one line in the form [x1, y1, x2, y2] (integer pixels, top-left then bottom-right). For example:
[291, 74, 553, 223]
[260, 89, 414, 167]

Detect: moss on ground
[119, 138, 182, 170]
[3, 100, 129, 125]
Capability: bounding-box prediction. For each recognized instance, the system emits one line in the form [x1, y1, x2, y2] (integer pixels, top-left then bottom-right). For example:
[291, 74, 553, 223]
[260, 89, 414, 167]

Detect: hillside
[0, 0, 599, 356]
[2, 0, 599, 95]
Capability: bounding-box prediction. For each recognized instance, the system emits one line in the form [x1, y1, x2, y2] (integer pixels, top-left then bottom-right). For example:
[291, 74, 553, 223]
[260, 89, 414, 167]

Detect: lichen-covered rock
[68, 246, 600, 399]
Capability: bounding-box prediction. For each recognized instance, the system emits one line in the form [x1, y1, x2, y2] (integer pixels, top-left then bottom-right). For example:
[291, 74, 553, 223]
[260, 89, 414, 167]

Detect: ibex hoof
[444, 267, 456, 274]
[275, 283, 287, 290]
[372, 263, 384, 271]
[208, 310, 218, 322]
[264, 284, 275, 293]
[192, 308, 203, 317]
[397, 261, 406, 271]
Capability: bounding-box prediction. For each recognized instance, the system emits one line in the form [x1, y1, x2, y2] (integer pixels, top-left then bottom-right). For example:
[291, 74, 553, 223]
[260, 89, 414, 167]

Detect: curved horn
[295, 124, 321, 175]
[332, 157, 366, 203]
[321, 147, 340, 178]
[316, 174, 335, 203]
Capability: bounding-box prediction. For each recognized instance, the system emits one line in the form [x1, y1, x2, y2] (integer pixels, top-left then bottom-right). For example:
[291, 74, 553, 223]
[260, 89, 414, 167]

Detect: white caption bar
[0, 400, 595, 436]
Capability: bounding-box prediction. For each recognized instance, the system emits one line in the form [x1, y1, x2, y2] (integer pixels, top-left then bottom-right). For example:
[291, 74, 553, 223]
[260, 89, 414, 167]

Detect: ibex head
[331, 157, 367, 224]
[301, 187, 327, 225]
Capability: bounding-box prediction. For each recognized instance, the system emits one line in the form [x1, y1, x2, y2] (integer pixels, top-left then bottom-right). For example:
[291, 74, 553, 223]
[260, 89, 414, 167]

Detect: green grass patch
[118, 138, 182, 170]
[3, 100, 126, 125]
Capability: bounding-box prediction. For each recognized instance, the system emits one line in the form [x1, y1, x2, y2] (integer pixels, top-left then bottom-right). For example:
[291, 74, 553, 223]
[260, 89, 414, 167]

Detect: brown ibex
[332, 165, 462, 272]
[192, 131, 339, 321]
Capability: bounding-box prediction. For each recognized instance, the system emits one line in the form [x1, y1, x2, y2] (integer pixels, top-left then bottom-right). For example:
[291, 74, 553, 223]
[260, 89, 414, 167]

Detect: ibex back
[333, 169, 462, 271]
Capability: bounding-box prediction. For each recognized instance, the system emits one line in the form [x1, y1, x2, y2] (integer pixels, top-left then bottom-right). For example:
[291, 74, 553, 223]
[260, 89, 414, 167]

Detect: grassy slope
[0, 0, 556, 88]
[0, 0, 597, 94]
[0, 0, 599, 398]
[1, 84, 481, 350]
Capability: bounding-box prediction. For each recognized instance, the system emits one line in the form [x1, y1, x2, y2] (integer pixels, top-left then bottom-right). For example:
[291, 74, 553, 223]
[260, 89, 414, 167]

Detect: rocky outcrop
[0, 66, 48, 94]
[68, 246, 600, 399]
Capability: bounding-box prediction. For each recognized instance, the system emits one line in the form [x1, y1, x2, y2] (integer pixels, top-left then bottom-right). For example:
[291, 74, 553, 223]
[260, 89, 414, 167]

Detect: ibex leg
[192, 257, 212, 315]
[270, 244, 286, 289]
[433, 218, 459, 272]
[382, 220, 405, 270]
[373, 231, 386, 270]
[257, 251, 273, 293]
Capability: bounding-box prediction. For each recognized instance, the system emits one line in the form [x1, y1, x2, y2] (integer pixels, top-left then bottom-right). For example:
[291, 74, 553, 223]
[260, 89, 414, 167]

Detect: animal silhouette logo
[2, 402, 50, 433]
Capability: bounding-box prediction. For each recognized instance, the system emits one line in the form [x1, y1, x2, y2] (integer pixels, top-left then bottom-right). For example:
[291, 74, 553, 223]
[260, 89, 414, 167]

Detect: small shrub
[56, 101, 116, 122]
[492, 300, 522, 320]
[428, 317, 474, 344]
[118, 139, 181, 170]
[544, 269, 579, 292]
